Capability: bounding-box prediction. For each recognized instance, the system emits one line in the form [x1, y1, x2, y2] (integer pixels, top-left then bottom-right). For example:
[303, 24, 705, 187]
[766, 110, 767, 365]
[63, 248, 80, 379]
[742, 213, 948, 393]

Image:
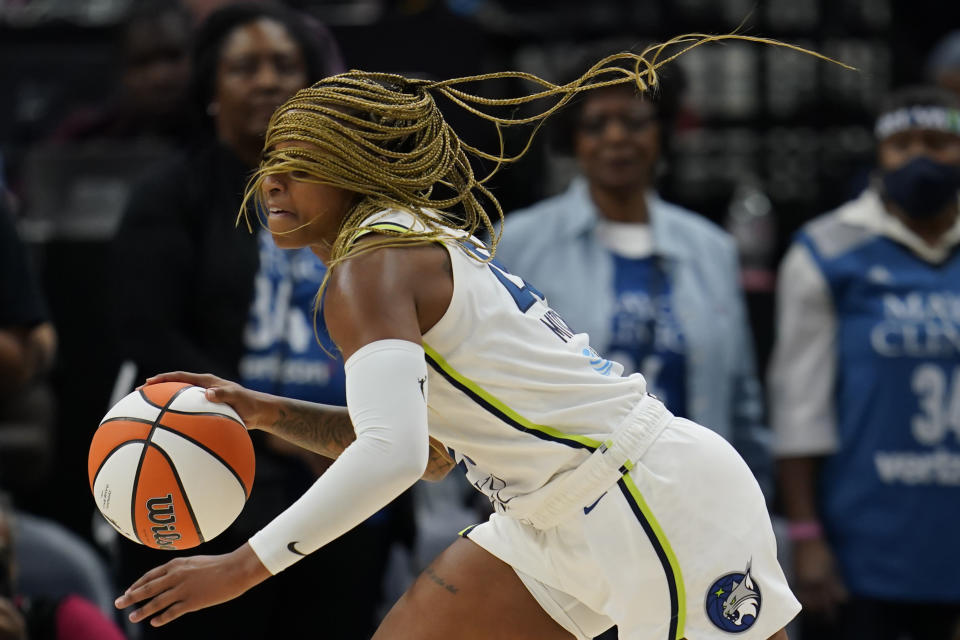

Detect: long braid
[239, 33, 853, 301]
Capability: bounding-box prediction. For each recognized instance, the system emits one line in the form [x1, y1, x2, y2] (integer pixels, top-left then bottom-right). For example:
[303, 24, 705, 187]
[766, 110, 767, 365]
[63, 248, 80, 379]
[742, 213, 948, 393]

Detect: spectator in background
[50, 0, 194, 147]
[182, 0, 251, 25]
[770, 86, 960, 640]
[112, 0, 334, 380]
[0, 193, 56, 503]
[111, 3, 405, 637]
[0, 199, 54, 398]
[0, 493, 125, 640]
[927, 31, 960, 98]
[496, 55, 771, 498]
[9, 1, 196, 545]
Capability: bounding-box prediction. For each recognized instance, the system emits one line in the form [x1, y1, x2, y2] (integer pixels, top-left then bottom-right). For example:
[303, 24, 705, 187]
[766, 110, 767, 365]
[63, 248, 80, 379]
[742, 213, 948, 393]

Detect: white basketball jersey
[359, 210, 648, 514]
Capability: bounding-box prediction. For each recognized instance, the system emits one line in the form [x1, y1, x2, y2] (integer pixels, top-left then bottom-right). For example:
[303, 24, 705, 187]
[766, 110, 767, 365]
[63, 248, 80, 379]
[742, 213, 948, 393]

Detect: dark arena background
[0, 1, 956, 639]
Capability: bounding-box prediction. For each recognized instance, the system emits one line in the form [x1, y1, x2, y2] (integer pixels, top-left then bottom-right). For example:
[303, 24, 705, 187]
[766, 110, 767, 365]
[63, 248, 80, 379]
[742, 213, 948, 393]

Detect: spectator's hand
[0, 597, 26, 640]
[143, 372, 268, 430]
[0, 321, 56, 393]
[26, 323, 56, 376]
[793, 537, 848, 621]
[115, 543, 269, 627]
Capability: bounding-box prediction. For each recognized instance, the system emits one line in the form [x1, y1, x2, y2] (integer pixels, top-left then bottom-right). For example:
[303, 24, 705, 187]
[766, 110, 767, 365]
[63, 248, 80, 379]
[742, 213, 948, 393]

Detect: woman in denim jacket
[497, 63, 771, 498]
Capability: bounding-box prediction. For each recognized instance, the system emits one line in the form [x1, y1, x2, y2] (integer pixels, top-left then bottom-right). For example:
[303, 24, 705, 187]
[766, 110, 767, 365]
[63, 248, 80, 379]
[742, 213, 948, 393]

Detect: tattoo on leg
[424, 565, 459, 594]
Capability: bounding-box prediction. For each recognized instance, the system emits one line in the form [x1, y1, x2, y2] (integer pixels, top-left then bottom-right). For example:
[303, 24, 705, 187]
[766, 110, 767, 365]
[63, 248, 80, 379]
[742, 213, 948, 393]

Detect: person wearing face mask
[769, 85, 960, 640]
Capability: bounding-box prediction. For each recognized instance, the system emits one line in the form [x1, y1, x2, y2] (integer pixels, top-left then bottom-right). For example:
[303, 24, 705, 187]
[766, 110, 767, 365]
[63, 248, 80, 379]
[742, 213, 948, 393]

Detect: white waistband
[509, 395, 673, 530]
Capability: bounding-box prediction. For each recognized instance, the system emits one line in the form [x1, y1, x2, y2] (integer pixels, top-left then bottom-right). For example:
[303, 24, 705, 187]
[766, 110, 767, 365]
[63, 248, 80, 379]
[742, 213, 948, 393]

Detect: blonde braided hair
[239, 33, 852, 296]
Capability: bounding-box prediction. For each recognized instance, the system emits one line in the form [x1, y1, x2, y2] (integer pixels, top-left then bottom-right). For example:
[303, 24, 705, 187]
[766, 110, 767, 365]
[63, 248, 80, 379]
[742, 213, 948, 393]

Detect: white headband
[875, 106, 960, 139]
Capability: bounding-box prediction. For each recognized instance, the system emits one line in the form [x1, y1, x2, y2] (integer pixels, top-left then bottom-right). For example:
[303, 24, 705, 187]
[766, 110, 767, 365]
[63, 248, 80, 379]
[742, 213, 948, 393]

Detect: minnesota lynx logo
[705, 561, 761, 632]
[146, 494, 182, 547]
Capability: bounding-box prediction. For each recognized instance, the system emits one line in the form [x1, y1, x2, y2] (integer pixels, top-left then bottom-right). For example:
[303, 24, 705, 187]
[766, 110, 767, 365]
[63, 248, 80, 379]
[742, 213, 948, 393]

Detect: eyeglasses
[577, 113, 657, 136]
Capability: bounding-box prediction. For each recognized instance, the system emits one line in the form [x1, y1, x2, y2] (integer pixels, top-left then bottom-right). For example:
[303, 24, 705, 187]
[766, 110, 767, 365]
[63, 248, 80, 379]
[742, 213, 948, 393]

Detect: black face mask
[881, 156, 960, 220]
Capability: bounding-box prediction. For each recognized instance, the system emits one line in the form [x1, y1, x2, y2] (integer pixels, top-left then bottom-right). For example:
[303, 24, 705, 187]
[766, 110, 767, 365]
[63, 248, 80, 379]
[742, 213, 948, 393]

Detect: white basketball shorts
[463, 400, 800, 640]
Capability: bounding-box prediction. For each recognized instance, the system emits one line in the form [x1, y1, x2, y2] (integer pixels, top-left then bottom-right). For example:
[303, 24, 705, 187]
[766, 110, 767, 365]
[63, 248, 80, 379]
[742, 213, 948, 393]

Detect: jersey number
[488, 261, 544, 312]
[464, 243, 544, 313]
[911, 364, 960, 445]
[246, 274, 313, 353]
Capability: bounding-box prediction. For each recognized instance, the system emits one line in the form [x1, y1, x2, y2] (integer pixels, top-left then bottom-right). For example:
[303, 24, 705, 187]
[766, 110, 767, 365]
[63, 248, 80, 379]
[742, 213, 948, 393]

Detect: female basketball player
[115, 35, 848, 639]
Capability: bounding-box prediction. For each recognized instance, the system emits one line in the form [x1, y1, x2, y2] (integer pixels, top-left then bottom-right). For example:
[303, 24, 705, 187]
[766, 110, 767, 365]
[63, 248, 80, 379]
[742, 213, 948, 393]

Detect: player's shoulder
[324, 245, 418, 338]
[323, 236, 451, 353]
[334, 240, 426, 280]
[330, 234, 448, 302]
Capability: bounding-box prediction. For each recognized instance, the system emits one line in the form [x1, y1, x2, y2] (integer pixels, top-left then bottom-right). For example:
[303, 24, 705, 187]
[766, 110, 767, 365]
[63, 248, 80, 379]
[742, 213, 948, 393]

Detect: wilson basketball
[88, 382, 255, 550]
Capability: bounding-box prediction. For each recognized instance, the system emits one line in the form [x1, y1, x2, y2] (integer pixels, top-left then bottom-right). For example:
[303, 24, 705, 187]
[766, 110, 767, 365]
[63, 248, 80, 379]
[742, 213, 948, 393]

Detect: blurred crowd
[1, 1, 959, 639]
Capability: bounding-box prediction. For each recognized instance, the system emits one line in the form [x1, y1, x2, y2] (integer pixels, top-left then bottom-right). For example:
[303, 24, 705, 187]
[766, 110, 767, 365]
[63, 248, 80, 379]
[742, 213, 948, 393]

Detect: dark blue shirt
[605, 254, 688, 417]
[240, 230, 346, 406]
[800, 225, 960, 600]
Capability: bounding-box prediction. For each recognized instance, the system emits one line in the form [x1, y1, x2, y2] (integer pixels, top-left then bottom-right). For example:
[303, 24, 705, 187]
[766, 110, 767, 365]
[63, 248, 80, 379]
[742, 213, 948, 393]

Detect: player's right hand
[115, 543, 270, 627]
[143, 372, 268, 431]
[792, 537, 848, 621]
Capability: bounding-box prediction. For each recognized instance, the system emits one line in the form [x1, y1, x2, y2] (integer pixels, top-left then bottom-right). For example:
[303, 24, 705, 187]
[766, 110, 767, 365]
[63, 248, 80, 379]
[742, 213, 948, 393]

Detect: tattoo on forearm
[268, 399, 455, 480]
[424, 565, 459, 594]
[270, 401, 355, 458]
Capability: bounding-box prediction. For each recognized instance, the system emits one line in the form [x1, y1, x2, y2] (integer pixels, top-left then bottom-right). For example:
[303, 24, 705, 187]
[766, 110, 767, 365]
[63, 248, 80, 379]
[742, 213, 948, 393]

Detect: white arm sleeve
[768, 243, 840, 457]
[248, 339, 429, 574]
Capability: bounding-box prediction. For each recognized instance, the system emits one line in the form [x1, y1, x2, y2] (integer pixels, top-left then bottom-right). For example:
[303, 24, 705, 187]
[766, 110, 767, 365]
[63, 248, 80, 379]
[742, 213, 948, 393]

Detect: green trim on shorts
[621, 473, 686, 640]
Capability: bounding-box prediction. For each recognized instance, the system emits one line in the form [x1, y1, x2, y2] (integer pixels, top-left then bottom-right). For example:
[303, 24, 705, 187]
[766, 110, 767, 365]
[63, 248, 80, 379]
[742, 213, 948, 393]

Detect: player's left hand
[115, 543, 270, 627]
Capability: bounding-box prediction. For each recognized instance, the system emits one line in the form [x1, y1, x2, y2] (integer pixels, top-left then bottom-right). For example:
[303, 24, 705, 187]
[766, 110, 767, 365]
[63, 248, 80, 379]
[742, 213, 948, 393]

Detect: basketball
[88, 382, 255, 550]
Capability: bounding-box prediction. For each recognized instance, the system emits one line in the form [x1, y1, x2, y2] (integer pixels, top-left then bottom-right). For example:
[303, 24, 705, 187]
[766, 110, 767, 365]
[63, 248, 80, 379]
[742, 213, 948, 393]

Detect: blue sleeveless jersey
[799, 220, 960, 601]
[240, 230, 346, 406]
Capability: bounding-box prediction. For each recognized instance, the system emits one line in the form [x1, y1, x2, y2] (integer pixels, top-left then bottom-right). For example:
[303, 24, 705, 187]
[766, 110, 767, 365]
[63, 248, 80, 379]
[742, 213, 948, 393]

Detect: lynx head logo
[705, 560, 761, 632]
